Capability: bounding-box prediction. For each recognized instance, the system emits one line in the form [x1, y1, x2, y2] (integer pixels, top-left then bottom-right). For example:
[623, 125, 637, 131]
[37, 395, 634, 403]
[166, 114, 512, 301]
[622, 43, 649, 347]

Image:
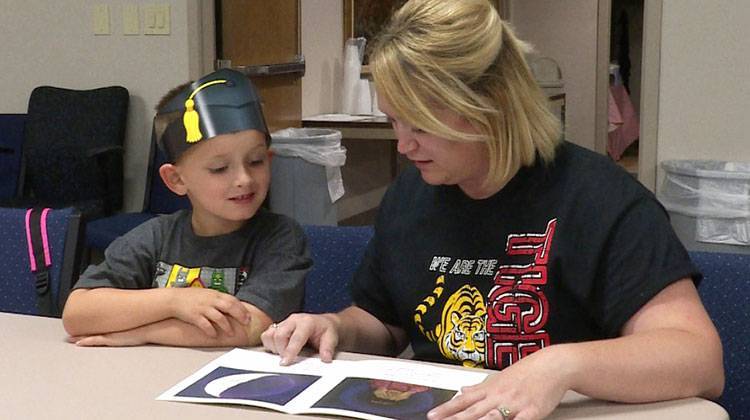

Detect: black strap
[26, 207, 51, 295]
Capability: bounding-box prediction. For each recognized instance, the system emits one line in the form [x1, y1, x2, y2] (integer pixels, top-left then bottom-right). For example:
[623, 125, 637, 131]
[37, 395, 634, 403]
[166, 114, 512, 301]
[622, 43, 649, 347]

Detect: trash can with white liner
[269, 128, 346, 226]
[658, 160, 750, 254]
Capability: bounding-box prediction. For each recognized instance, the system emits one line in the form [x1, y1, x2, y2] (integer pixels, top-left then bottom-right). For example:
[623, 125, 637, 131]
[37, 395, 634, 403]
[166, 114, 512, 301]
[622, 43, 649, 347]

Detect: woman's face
[378, 93, 493, 198]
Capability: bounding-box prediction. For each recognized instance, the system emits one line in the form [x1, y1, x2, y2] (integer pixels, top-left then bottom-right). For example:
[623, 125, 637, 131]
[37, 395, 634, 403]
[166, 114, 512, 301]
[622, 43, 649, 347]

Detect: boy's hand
[168, 288, 252, 337]
[68, 331, 146, 347]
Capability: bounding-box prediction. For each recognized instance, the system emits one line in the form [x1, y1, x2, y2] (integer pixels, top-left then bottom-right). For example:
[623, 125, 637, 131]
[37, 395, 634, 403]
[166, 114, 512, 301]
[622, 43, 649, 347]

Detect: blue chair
[85, 132, 190, 251]
[0, 207, 84, 317]
[691, 250, 750, 419]
[0, 114, 27, 200]
[302, 225, 374, 313]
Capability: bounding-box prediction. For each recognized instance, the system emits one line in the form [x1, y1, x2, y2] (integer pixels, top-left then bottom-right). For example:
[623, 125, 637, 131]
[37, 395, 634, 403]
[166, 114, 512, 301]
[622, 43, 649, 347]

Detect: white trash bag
[658, 159, 750, 245]
[270, 128, 347, 202]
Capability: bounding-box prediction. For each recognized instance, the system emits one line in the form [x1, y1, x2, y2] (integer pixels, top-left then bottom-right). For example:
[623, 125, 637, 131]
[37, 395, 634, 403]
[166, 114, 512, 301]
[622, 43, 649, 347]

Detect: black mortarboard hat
[154, 68, 269, 162]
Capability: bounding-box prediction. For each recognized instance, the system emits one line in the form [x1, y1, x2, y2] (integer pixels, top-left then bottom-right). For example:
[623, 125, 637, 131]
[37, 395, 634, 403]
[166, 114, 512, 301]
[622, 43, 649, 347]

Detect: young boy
[62, 69, 311, 347]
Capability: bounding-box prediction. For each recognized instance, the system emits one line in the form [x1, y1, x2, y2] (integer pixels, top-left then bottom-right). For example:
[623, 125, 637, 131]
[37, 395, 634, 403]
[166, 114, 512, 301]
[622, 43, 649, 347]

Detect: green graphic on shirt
[153, 262, 238, 294]
[209, 270, 228, 293]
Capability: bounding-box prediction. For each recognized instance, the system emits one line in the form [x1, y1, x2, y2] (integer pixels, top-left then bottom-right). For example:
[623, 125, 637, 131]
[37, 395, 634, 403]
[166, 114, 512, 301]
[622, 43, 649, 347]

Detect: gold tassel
[182, 79, 228, 144]
[183, 98, 202, 143]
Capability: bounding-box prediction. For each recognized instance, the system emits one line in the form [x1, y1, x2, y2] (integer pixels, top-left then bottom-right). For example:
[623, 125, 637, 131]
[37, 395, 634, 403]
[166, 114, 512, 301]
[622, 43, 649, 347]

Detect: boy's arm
[62, 287, 251, 338]
[70, 303, 272, 347]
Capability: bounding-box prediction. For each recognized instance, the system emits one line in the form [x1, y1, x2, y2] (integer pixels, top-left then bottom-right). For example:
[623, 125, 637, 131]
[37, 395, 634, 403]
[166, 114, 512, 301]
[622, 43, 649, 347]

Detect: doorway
[601, 0, 662, 191]
[608, 0, 644, 177]
[508, 0, 661, 190]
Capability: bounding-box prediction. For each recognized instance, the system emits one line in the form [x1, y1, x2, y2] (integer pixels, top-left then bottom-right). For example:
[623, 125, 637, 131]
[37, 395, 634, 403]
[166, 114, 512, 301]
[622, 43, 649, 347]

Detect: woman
[262, 1, 724, 419]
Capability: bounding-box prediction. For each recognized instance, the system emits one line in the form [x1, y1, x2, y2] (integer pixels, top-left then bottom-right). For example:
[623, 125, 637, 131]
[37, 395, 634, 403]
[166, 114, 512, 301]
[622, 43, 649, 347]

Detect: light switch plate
[144, 4, 170, 35]
[123, 4, 139, 35]
[92, 4, 111, 35]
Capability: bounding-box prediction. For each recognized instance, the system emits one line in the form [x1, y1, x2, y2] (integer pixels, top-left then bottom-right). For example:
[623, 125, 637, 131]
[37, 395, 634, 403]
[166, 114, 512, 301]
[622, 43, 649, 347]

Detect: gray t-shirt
[75, 209, 311, 321]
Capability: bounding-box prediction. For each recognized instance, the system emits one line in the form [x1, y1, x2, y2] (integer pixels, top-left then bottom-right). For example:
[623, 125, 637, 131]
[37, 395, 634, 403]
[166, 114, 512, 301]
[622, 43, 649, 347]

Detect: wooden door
[218, 0, 301, 131]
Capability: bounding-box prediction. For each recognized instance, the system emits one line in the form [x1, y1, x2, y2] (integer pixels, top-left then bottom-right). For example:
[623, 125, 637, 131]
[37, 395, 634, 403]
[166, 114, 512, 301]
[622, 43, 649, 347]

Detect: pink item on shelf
[607, 84, 640, 161]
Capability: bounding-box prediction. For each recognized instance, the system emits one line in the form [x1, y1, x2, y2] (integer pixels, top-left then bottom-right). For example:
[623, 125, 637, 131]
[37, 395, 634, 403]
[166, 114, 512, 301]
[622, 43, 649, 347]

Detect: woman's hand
[427, 346, 574, 420]
[169, 288, 251, 338]
[261, 313, 341, 365]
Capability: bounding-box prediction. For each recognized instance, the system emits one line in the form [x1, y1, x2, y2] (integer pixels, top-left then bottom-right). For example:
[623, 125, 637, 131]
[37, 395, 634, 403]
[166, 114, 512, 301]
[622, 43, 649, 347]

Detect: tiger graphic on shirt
[413, 275, 487, 368]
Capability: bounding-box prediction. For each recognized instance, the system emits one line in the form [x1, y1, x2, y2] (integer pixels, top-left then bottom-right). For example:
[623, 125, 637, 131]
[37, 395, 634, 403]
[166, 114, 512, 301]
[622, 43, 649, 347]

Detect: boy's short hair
[154, 69, 271, 163]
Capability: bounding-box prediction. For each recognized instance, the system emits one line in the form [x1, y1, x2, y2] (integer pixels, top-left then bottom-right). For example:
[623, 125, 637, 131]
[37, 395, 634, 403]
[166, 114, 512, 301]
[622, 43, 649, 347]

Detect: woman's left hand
[427, 346, 573, 420]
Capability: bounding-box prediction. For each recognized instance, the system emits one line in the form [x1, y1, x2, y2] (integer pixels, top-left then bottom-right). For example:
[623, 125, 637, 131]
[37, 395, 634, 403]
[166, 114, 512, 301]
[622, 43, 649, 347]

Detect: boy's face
[166, 129, 271, 236]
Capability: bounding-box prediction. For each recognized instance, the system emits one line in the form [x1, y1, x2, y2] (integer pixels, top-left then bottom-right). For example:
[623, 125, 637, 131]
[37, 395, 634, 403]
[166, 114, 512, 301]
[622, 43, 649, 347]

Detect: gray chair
[1, 86, 129, 220]
[0, 114, 27, 200]
[85, 130, 190, 252]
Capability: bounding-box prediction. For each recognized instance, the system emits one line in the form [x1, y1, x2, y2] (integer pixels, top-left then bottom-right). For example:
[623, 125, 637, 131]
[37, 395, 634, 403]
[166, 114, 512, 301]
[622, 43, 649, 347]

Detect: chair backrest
[691, 250, 750, 418]
[82, 130, 189, 253]
[0, 114, 27, 200]
[22, 86, 129, 219]
[142, 130, 190, 214]
[302, 225, 374, 313]
[0, 207, 84, 317]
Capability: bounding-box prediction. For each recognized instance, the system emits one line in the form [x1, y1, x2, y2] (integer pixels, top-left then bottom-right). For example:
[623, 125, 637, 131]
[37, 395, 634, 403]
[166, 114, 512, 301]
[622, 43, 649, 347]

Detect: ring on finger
[270, 323, 278, 329]
[496, 406, 512, 419]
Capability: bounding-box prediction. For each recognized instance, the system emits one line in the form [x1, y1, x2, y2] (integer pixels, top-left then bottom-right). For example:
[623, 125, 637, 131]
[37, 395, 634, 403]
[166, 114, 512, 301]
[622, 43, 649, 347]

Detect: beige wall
[508, 0, 599, 151]
[657, 0, 750, 179]
[0, 0, 205, 211]
[301, 0, 602, 150]
[4, 1, 747, 210]
[301, 0, 344, 116]
[0, 0, 338, 212]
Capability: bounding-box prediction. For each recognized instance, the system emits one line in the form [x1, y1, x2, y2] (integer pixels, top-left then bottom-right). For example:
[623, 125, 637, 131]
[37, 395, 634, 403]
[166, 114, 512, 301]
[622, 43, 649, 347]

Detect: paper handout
[158, 348, 488, 420]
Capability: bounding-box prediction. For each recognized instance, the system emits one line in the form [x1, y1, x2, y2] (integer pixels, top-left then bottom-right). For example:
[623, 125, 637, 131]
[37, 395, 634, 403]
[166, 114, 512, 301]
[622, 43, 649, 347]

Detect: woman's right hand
[261, 313, 341, 365]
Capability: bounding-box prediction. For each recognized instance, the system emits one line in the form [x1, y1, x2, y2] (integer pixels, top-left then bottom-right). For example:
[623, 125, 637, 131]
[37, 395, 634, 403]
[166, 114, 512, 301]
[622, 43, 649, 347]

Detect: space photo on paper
[176, 366, 321, 406]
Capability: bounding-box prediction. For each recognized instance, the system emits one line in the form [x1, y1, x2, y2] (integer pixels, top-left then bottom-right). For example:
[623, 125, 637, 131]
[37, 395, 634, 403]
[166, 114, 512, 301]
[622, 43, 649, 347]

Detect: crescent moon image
[204, 373, 278, 397]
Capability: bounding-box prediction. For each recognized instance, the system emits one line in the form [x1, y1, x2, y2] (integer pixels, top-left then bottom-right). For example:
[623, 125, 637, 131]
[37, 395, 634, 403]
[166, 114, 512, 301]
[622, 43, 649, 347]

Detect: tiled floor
[339, 207, 379, 226]
[617, 153, 638, 176]
[615, 141, 639, 176]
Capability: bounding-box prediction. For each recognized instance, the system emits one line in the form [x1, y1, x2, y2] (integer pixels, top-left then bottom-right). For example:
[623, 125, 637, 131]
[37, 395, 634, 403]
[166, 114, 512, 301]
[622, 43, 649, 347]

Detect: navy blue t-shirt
[351, 142, 699, 369]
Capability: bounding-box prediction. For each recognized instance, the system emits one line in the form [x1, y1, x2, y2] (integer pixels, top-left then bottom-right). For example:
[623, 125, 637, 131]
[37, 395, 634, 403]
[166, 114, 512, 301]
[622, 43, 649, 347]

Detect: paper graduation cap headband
[154, 68, 269, 162]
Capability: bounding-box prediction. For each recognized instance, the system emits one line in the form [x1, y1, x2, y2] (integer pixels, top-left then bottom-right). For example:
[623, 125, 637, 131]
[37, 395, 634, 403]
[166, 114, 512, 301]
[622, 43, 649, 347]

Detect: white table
[0, 312, 728, 419]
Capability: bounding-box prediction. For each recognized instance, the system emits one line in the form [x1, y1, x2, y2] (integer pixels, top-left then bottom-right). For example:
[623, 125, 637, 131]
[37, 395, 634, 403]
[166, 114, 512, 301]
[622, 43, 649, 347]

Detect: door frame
[594, 0, 611, 158]
[597, 0, 662, 192]
[638, 0, 662, 191]
[190, 0, 216, 77]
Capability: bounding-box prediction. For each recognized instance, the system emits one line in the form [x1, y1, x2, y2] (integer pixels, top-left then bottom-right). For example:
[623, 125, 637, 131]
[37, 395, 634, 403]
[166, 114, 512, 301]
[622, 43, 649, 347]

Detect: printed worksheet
[158, 348, 488, 420]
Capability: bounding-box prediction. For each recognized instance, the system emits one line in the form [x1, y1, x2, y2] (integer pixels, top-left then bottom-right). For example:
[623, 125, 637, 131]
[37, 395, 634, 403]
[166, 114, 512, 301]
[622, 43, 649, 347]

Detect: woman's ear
[158, 163, 187, 196]
[267, 149, 274, 162]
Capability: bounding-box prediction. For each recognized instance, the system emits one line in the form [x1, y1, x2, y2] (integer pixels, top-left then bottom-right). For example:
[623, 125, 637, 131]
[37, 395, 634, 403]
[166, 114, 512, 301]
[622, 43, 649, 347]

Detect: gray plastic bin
[658, 159, 750, 254]
[269, 128, 346, 226]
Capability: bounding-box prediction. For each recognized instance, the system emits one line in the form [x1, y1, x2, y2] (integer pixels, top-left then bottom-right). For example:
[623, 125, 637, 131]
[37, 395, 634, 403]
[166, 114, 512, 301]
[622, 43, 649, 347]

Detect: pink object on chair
[608, 89, 623, 133]
[607, 84, 640, 161]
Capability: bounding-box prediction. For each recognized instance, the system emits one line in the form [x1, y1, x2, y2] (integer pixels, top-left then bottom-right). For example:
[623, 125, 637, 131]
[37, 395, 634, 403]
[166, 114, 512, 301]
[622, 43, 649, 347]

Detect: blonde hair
[370, 0, 561, 189]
